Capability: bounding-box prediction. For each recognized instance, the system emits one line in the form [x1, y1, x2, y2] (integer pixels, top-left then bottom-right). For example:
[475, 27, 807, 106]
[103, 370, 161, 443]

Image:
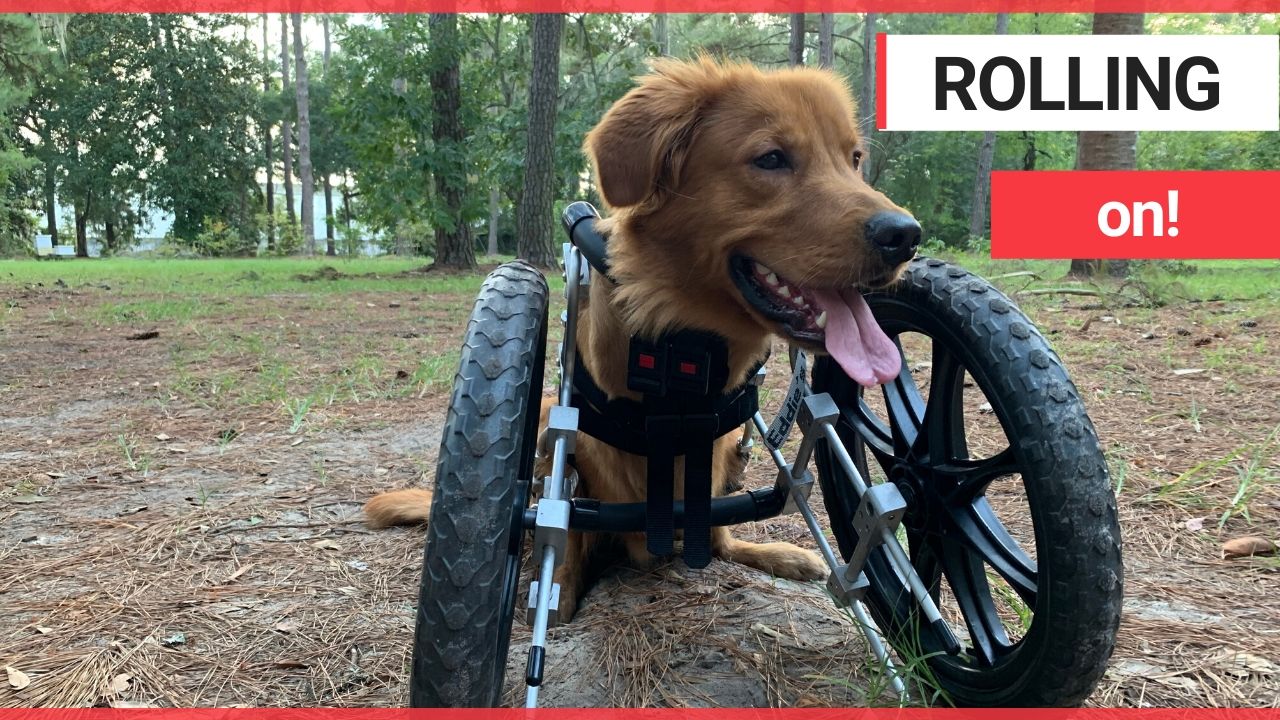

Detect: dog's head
[586, 57, 919, 387]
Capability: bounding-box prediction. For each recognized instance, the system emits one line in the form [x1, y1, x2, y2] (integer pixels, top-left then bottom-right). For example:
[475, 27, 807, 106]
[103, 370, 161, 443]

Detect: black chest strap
[571, 330, 760, 569]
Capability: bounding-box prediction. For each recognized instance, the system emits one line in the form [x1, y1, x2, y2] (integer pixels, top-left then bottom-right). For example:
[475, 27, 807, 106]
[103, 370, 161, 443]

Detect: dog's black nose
[865, 211, 922, 265]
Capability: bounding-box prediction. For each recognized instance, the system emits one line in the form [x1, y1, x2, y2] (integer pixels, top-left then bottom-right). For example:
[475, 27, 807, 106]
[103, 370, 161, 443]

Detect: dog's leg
[711, 526, 827, 581]
[621, 532, 659, 570]
[552, 529, 596, 622]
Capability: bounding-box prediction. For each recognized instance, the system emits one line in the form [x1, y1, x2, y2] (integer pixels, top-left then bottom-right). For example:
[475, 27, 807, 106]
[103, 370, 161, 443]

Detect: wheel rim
[492, 305, 549, 692]
[818, 296, 1042, 676]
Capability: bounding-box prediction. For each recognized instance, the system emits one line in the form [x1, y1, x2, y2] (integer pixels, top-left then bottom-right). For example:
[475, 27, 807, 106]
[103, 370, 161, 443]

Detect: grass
[922, 253, 1280, 305]
[1143, 424, 1280, 522]
[5, 252, 1280, 708]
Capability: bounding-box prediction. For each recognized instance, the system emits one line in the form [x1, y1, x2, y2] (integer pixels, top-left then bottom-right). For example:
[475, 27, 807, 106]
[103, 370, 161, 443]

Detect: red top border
[7, 0, 1280, 11]
[3, 711, 1280, 718]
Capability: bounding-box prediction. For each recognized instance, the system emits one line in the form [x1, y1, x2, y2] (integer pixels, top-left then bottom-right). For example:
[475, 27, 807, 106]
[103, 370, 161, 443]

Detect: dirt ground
[1, 263, 1278, 708]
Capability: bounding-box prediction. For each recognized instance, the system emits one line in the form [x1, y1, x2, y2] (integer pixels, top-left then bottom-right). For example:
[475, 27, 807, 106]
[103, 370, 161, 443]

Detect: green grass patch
[0, 257, 522, 298]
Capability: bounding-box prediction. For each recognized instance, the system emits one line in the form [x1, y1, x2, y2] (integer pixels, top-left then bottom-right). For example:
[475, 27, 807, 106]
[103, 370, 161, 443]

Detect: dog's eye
[752, 150, 790, 171]
[852, 150, 864, 169]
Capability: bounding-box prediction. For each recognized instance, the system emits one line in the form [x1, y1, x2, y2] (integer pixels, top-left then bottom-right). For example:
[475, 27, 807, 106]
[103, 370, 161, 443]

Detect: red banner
[2, 711, 1280, 719]
[3, 711, 1280, 719]
[990, 170, 1280, 260]
[9, 0, 1280, 12]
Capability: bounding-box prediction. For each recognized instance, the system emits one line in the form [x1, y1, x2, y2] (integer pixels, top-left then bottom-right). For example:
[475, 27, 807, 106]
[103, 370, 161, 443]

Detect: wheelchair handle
[561, 201, 612, 278]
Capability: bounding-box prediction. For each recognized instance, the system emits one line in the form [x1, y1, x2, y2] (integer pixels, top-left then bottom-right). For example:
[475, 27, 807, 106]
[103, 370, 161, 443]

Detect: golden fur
[364, 57, 915, 621]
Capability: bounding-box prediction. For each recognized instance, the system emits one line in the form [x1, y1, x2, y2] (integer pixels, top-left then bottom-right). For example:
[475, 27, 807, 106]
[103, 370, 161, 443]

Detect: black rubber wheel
[813, 257, 1123, 707]
[409, 261, 548, 707]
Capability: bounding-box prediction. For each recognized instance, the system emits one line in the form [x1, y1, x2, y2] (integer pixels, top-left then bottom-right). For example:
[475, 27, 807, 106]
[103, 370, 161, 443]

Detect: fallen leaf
[154, 433, 171, 441]
[312, 539, 340, 551]
[290, 437, 304, 447]
[1173, 368, 1206, 376]
[106, 673, 132, 695]
[275, 621, 299, 633]
[977, 401, 994, 414]
[750, 622, 783, 640]
[222, 562, 257, 584]
[1184, 517, 1206, 532]
[109, 701, 158, 708]
[345, 560, 369, 572]
[166, 446, 189, 454]
[161, 633, 186, 647]
[44, 471, 66, 479]
[10, 495, 49, 504]
[1153, 675, 1199, 692]
[1223, 536, 1277, 559]
[5, 665, 30, 690]
[35, 626, 52, 635]
[1209, 648, 1279, 677]
[274, 660, 309, 669]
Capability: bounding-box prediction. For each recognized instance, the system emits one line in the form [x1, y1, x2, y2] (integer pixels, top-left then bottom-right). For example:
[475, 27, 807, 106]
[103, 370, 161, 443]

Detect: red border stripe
[9, 0, 1280, 11]
[3, 711, 1280, 718]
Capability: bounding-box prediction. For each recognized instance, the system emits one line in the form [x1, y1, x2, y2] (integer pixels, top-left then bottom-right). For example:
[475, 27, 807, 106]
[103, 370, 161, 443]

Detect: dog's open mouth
[730, 255, 901, 387]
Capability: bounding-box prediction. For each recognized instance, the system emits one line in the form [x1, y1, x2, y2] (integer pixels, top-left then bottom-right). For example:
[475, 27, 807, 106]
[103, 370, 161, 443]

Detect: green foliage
[19, 14, 260, 249]
[0, 15, 43, 253]
[263, 212, 303, 256]
[194, 217, 258, 257]
[5, 11, 1279, 256]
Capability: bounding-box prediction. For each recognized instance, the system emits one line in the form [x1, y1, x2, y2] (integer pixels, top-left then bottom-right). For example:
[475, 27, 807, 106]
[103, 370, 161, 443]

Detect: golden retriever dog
[365, 57, 922, 622]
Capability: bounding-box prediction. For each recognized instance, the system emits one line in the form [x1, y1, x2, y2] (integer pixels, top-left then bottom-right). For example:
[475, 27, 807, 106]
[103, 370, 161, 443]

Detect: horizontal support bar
[523, 485, 787, 534]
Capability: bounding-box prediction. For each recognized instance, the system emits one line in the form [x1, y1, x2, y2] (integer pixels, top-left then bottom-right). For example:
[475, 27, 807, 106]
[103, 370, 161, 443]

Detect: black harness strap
[571, 330, 760, 569]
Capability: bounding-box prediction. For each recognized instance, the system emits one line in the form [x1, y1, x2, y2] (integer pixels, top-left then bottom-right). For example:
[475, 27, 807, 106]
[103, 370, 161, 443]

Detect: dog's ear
[585, 59, 716, 208]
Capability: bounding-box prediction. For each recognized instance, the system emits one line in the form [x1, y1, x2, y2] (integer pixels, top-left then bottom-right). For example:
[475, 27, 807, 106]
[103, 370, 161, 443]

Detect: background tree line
[0, 12, 1275, 270]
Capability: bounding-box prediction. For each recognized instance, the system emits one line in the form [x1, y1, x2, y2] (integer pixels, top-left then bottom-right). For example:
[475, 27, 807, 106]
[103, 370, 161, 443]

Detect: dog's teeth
[793, 296, 805, 306]
[754, 262, 770, 276]
[777, 285, 791, 298]
[766, 273, 779, 287]
[816, 311, 828, 329]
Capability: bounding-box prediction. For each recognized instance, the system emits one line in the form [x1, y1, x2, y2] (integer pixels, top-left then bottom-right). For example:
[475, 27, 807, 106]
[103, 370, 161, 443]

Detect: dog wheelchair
[406, 201, 1124, 708]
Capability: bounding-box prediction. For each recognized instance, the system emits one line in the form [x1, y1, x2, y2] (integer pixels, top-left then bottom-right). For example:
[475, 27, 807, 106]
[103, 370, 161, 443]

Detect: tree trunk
[818, 14, 834, 69]
[1070, 13, 1144, 278]
[74, 201, 88, 258]
[343, 171, 353, 238]
[654, 14, 669, 56]
[280, 14, 296, 228]
[429, 13, 475, 269]
[488, 186, 500, 257]
[293, 13, 315, 255]
[43, 156, 57, 245]
[322, 15, 334, 256]
[860, 13, 878, 181]
[516, 13, 563, 269]
[104, 220, 116, 254]
[322, 14, 331, 74]
[262, 14, 275, 251]
[323, 175, 335, 255]
[788, 14, 805, 66]
[968, 13, 1009, 241]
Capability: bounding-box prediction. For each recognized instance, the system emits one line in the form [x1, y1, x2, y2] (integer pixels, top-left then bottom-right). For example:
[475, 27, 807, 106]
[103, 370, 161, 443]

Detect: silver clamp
[842, 483, 907, 584]
[546, 405, 578, 455]
[527, 581, 562, 626]
[561, 243, 591, 289]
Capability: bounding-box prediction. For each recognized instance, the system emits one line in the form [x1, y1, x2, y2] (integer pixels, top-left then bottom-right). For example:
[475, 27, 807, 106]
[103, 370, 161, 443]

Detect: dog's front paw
[772, 544, 828, 581]
[556, 585, 580, 624]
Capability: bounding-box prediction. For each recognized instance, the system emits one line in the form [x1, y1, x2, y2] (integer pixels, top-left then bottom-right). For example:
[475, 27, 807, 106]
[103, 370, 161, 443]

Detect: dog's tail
[363, 488, 434, 528]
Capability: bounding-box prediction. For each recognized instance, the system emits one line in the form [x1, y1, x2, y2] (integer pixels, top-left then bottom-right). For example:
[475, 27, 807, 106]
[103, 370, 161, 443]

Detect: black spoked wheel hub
[817, 303, 1041, 673]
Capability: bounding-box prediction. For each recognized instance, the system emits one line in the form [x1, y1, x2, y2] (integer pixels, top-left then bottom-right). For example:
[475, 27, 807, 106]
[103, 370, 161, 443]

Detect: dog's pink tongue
[812, 289, 901, 387]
